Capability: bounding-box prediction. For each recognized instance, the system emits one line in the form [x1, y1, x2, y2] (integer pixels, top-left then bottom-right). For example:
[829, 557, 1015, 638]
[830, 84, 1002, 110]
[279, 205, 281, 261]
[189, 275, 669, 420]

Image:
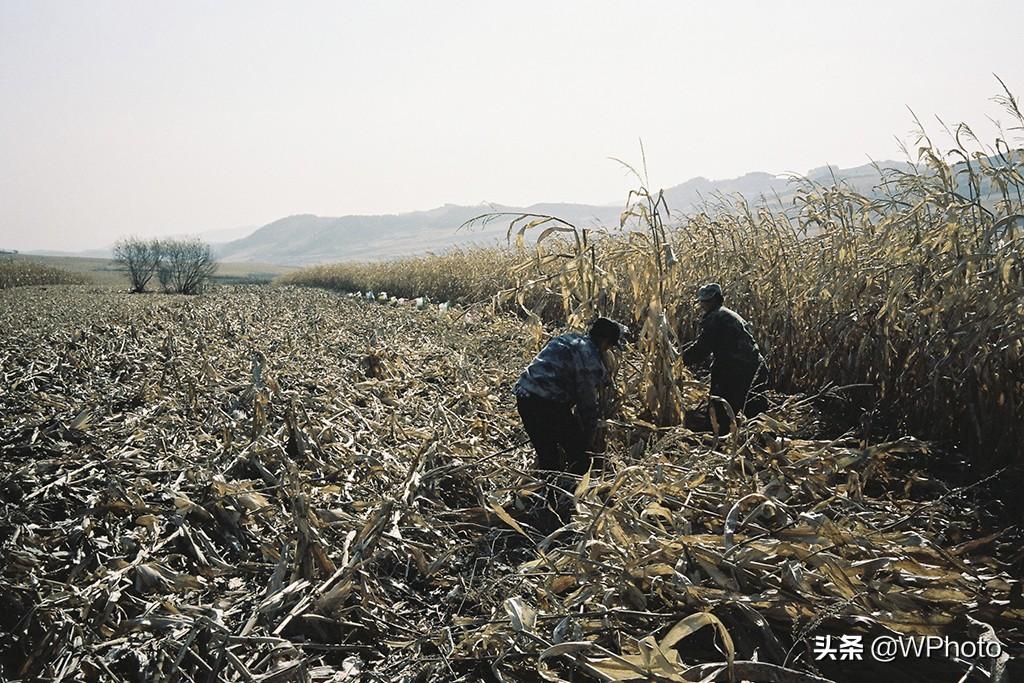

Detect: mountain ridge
[217, 161, 915, 265]
[26, 160, 923, 265]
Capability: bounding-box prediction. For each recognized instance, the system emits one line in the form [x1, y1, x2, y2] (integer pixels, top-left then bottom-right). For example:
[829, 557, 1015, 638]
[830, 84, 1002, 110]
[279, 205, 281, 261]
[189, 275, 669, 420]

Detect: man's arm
[683, 314, 717, 366]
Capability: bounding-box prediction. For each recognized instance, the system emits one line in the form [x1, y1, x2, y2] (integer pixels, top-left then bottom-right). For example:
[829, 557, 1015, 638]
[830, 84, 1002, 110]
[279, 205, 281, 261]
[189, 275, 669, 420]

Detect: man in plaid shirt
[514, 317, 624, 476]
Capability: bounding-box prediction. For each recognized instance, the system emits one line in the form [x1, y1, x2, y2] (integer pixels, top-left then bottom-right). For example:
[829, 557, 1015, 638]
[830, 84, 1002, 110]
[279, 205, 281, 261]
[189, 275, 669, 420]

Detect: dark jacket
[683, 305, 762, 369]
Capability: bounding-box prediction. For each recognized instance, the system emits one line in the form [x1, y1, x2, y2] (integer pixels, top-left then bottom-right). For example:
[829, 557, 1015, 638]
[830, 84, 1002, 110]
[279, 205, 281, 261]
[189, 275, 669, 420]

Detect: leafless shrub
[114, 237, 217, 294]
[156, 238, 218, 295]
[113, 237, 162, 293]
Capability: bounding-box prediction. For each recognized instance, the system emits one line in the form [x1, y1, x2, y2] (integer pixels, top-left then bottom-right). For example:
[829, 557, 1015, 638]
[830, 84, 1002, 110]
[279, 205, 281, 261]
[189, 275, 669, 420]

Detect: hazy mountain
[24, 224, 258, 259]
[660, 161, 924, 215]
[25, 247, 115, 259]
[218, 161, 918, 265]
[28, 159, 963, 266]
[167, 224, 258, 244]
[660, 171, 791, 212]
[216, 203, 624, 265]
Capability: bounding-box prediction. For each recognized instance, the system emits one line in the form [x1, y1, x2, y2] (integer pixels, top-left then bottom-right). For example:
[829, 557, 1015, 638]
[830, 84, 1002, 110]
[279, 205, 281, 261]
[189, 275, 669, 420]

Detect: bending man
[514, 317, 623, 476]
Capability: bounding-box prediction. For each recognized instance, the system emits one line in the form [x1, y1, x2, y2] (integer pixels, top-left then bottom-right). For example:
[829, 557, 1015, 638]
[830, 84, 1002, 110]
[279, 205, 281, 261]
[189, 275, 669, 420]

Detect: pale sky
[1, 1, 1022, 251]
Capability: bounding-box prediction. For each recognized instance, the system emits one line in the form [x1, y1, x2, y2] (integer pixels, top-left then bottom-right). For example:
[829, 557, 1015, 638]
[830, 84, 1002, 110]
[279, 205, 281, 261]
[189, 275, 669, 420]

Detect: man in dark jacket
[514, 317, 623, 476]
[682, 283, 766, 431]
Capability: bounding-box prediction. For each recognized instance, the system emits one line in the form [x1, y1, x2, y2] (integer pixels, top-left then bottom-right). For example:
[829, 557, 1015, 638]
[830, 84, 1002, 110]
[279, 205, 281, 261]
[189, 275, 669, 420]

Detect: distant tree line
[113, 237, 217, 294]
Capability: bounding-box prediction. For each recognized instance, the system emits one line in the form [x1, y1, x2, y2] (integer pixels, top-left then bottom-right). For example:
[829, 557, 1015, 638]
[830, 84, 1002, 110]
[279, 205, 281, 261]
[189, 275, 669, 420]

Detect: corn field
[3, 91, 1023, 682]
[284, 92, 1024, 468]
[2, 285, 1020, 682]
[0, 258, 91, 289]
[278, 248, 519, 305]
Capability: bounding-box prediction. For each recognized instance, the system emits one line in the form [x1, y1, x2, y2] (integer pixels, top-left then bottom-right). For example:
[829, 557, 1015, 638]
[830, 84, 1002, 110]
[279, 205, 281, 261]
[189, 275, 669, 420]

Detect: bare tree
[157, 238, 218, 294]
[113, 237, 163, 293]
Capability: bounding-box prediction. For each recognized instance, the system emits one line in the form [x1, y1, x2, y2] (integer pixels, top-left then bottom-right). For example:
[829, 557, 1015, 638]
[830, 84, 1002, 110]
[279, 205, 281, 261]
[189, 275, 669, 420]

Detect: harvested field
[1, 284, 1021, 682]
[0, 259, 91, 289]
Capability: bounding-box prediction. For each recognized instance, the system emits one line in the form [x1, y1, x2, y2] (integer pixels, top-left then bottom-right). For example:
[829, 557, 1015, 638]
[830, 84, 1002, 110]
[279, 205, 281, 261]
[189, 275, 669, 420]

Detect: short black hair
[589, 317, 621, 345]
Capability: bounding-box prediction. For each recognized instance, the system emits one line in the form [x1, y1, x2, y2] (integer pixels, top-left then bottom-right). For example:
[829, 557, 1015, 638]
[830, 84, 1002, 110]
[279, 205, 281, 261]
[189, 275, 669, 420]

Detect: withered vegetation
[0, 258, 91, 289]
[284, 89, 1024, 468]
[1, 285, 1020, 682]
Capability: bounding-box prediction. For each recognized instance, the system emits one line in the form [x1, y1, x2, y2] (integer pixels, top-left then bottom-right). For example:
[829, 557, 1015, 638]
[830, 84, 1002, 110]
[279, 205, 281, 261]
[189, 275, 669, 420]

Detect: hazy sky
[2, 1, 1023, 251]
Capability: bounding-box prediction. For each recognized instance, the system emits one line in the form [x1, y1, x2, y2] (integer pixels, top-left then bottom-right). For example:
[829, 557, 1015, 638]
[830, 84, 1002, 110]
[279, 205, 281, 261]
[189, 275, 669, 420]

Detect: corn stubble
[0, 259, 90, 289]
[2, 279, 1020, 682]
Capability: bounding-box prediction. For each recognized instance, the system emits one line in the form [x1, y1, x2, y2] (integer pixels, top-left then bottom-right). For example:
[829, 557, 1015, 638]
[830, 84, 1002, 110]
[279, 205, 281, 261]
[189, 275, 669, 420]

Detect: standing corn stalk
[285, 84, 1024, 466]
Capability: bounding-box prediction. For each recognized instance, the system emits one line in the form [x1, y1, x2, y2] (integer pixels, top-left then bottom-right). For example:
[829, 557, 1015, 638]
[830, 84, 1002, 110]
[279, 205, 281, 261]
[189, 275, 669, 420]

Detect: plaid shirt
[514, 333, 607, 437]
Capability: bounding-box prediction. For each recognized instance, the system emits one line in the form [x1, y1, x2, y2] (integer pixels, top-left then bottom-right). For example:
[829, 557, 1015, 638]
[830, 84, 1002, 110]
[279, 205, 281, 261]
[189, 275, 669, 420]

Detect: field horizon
[1, 253, 297, 287]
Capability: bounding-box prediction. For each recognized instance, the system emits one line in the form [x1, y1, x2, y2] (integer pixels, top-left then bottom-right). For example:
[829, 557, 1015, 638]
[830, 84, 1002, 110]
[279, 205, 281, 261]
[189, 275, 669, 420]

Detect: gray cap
[697, 282, 723, 301]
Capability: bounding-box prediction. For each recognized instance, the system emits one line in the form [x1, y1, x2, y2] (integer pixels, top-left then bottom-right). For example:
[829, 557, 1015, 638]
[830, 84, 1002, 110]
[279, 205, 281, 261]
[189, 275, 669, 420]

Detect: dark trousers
[516, 395, 590, 475]
[710, 360, 768, 431]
